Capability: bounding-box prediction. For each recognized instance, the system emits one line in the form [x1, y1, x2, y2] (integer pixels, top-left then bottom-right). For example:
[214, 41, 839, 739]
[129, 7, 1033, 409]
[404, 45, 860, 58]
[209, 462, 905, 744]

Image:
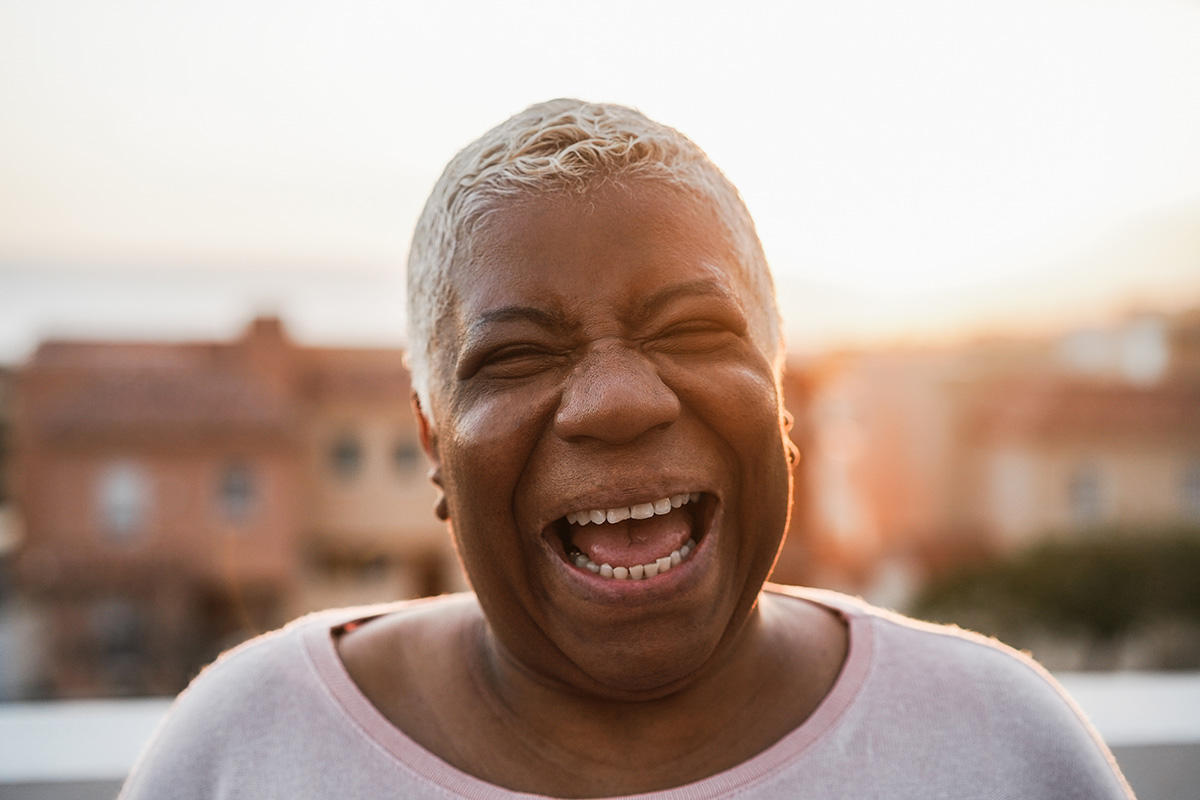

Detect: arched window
[1182, 460, 1200, 521]
[218, 462, 255, 522]
[1068, 463, 1107, 528]
[330, 435, 363, 480]
[96, 461, 151, 541]
[392, 440, 421, 474]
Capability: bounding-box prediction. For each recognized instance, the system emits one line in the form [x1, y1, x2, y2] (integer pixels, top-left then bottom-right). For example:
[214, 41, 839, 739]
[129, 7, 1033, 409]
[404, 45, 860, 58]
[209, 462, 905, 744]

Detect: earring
[787, 440, 800, 465]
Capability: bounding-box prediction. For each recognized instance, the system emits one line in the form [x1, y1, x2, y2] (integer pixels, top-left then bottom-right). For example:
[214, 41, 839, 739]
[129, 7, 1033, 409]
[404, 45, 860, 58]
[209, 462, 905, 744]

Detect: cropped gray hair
[406, 99, 780, 409]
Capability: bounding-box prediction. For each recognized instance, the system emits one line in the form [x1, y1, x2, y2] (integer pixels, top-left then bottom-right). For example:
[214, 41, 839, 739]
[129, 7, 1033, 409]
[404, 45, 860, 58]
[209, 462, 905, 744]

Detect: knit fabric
[119, 587, 1134, 799]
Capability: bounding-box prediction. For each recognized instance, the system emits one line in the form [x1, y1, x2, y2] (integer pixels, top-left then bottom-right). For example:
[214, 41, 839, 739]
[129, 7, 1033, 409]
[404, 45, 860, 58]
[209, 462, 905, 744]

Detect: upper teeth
[565, 492, 700, 526]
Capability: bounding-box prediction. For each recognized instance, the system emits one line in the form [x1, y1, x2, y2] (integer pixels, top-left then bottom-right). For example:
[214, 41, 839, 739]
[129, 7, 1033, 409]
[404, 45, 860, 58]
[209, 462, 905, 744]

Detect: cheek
[673, 359, 782, 445]
[445, 400, 526, 491]
[669, 358, 791, 542]
[439, 390, 555, 546]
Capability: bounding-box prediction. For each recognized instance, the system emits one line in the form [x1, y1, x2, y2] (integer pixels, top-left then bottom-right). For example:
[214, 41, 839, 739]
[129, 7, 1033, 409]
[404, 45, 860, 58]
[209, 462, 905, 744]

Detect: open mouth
[550, 492, 709, 581]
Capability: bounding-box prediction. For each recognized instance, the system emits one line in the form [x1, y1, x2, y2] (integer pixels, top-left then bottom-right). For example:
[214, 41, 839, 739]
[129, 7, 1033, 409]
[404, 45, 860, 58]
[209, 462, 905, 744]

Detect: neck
[463, 593, 842, 797]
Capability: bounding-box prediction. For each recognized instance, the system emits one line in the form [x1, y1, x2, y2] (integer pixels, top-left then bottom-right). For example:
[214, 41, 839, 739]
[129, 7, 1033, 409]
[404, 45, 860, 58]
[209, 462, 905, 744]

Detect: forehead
[453, 179, 759, 319]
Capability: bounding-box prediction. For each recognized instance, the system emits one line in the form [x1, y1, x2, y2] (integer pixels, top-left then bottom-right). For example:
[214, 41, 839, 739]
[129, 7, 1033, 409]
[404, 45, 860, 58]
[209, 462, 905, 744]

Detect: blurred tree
[914, 528, 1200, 669]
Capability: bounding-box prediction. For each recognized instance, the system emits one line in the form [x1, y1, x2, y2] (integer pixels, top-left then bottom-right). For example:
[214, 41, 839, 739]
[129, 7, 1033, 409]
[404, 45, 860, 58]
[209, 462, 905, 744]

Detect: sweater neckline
[302, 586, 874, 800]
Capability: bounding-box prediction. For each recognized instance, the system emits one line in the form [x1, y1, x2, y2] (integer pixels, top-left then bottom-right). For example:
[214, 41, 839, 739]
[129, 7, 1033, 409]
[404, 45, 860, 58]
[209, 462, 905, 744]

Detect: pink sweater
[120, 587, 1134, 799]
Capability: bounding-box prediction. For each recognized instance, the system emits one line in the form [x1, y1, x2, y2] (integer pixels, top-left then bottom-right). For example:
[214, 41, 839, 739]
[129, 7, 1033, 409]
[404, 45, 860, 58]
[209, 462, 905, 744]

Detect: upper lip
[536, 485, 711, 532]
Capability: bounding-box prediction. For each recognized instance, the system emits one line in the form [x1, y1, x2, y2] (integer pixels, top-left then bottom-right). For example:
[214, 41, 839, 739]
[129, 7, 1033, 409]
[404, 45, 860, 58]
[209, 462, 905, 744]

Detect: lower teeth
[569, 539, 697, 580]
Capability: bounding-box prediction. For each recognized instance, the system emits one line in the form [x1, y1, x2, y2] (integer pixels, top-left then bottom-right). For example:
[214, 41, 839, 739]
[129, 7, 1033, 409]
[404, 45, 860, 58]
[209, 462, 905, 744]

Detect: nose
[554, 341, 680, 444]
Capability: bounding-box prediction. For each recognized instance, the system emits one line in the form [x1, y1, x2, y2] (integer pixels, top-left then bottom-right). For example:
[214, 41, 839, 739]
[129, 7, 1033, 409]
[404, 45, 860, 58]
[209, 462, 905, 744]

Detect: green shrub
[914, 528, 1200, 657]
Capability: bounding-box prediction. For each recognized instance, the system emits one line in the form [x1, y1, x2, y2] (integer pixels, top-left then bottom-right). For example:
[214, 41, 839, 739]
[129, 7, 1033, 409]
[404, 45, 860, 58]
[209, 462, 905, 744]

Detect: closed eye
[476, 344, 567, 379]
[647, 321, 738, 355]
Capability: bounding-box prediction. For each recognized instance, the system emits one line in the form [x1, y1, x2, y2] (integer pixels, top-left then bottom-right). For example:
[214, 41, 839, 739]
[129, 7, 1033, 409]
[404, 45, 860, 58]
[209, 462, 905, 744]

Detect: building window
[218, 462, 255, 522]
[393, 440, 420, 473]
[1068, 463, 1107, 528]
[89, 597, 144, 691]
[0, 419, 9, 504]
[1183, 461, 1200, 520]
[987, 449, 1036, 542]
[96, 461, 151, 541]
[330, 435, 362, 479]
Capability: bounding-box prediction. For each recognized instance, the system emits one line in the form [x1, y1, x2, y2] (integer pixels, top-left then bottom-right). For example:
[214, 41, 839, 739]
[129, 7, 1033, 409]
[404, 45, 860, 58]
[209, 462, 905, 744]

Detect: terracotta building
[963, 312, 1200, 545]
[967, 376, 1200, 546]
[0, 365, 32, 700]
[12, 318, 462, 698]
[0, 366, 15, 555]
[798, 311, 1200, 604]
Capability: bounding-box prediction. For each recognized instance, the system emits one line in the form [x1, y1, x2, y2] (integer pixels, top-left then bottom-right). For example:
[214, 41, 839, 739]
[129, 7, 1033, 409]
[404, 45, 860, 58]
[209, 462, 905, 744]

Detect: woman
[121, 100, 1133, 799]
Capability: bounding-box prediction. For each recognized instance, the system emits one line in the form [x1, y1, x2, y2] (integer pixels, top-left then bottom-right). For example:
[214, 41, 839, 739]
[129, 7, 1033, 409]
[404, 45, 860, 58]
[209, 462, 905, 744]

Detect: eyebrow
[631, 280, 742, 321]
[463, 306, 575, 345]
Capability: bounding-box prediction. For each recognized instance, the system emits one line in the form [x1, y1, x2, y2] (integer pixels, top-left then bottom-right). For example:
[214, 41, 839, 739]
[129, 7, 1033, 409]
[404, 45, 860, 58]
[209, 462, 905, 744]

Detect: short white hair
[406, 99, 780, 409]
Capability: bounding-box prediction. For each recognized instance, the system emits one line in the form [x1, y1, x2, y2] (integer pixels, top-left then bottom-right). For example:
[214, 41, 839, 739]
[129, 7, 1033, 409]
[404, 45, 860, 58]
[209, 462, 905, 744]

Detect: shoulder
[159, 604, 389, 718]
[772, 583, 1070, 691]
[765, 585, 1133, 798]
[119, 600, 439, 799]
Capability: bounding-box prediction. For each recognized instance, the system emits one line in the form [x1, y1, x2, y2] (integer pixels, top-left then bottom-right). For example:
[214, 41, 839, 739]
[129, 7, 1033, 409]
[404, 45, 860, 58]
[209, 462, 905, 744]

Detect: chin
[560, 615, 733, 700]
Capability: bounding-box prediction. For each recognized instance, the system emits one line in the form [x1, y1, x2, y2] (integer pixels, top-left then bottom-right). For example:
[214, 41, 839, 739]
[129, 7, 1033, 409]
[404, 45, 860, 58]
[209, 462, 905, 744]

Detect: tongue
[571, 508, 692, 567]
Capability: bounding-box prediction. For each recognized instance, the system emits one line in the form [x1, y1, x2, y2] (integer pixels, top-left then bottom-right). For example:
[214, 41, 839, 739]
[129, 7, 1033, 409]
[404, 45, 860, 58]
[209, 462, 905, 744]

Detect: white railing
[1056, 671, 1200, 747]
[0, 697, 171, 784]
[1, 673, 1198, 786]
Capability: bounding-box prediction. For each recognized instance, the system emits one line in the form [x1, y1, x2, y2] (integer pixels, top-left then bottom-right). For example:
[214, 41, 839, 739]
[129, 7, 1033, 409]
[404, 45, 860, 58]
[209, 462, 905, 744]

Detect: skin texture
[338, 179, 848, 797]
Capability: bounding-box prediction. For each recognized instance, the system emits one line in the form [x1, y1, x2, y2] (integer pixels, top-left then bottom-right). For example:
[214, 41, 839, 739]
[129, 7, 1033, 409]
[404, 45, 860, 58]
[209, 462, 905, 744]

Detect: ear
[412, 391, 439, 462]
[780, 410, 800, 467]
[412, 391, 449, 521]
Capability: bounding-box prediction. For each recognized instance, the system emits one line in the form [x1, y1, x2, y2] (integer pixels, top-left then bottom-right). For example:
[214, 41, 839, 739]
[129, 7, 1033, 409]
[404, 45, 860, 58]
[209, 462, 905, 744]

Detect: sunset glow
[1, 0, 1198, 357]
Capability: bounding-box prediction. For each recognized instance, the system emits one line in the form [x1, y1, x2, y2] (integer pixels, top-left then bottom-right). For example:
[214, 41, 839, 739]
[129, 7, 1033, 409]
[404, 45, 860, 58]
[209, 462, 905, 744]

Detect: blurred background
[1, 0, 1199, 797]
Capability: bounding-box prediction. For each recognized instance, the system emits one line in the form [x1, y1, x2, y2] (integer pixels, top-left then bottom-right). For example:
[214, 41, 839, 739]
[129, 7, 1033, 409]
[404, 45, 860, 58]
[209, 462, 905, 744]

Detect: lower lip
[550, 528, 712, 599]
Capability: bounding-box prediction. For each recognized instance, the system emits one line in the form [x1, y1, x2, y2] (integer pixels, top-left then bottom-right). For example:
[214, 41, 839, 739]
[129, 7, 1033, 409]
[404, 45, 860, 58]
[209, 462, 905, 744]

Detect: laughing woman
[120, 100, 1134, 799]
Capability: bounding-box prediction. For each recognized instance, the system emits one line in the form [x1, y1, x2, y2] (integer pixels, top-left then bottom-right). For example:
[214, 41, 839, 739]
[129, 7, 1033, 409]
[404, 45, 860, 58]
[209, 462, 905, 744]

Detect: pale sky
[2, 0, 1199, 361]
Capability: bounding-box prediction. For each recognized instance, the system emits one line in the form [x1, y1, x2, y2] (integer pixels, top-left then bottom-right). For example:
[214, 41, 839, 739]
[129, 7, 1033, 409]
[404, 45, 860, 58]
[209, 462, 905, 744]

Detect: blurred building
[10, 317, 462, 699]
[967, 312, 1200, 545]
[11, 307, 1200, 695]
[0, 367, 15, 546]
[0, 366, 16, 555]
[799, 310, 1200, 606]
[968, 376, 1200, 547]
[1, 365, 37, 700]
